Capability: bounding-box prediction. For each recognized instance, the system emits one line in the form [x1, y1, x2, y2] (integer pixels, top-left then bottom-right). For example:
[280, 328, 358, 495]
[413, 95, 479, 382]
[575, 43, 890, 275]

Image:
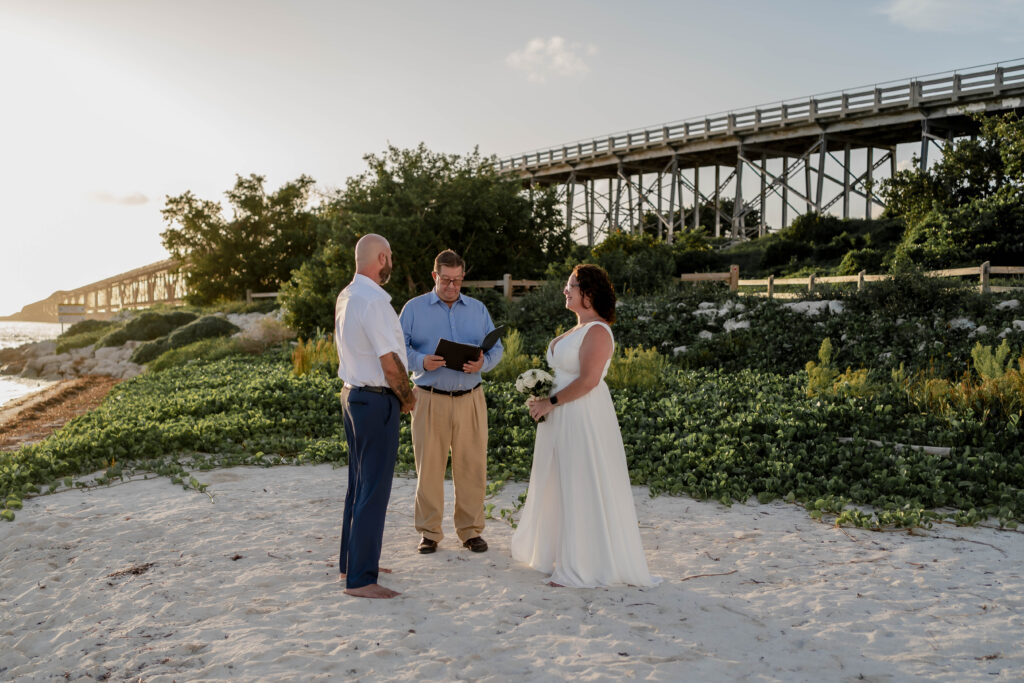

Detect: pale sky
[1, 0, 1022, 316]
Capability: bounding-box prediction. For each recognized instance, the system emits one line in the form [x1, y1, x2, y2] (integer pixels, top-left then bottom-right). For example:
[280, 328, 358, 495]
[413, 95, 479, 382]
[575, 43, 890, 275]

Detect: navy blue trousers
[339, 387, 400, 589]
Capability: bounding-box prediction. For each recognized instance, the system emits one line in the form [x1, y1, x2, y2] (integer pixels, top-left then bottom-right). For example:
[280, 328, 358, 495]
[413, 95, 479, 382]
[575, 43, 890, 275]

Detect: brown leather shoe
[418, 537, 438, 554]
[462, 536, 488, 553]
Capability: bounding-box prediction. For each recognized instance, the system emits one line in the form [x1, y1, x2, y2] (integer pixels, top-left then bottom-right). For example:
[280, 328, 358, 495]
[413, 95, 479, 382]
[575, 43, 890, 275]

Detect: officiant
[399, 249, 503, 556]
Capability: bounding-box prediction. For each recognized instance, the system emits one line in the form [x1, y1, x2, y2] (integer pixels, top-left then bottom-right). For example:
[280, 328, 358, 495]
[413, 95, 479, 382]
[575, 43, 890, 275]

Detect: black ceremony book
[433, 325, 507, 371]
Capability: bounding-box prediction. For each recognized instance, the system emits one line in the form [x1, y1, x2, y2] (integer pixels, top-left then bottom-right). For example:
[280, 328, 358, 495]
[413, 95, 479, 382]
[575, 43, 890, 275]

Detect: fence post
[858, 270, 866, 291]
[502, 273, 512, 299]
[980, 261, 990, 294]
[767, 275, 775, 300]
[246, 289, 253, 304]
[729, 265, 739, 292]
[808, 274, 816, 293]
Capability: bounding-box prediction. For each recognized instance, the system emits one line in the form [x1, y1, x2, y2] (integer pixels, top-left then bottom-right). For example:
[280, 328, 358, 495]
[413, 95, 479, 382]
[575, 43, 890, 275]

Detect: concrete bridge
[59, 259, 187, 319]
[2, 259, 187, 322]
[499, 59, 1024, 244]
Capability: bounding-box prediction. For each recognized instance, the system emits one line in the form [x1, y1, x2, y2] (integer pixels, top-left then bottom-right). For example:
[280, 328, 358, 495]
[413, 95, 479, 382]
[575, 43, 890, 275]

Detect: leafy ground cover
[3, 344, 1024, 528]
[4, 272, 1024, 526]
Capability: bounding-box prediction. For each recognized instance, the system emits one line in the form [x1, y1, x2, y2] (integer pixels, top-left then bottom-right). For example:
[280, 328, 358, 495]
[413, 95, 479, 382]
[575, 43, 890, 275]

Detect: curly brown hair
[573, 264, 616, 323]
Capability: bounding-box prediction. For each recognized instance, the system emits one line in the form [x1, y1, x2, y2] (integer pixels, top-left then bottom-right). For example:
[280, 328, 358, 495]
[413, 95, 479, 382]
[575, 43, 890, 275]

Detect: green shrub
[148, 337, 242, 372]
[838, 247, 886, 275]
[168, 315, 240, 348]
[56, 321, 116, 353]
[674, 245, 725, 274]
[725, 214, 905, 278]
[96, 312, 176, 348]
[163, 311, 199, 328]
[761, 237, 813, 271]
[590, 231, 677, 295]
[841, 266, 972, 319]
[59, 319, 112, 338]
[131, 337, 171, 365]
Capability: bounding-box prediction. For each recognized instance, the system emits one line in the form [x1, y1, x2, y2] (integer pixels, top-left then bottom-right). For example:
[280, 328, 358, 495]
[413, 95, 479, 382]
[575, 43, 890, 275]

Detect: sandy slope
[0, 375, 120, 451]
[1, 464, 1022, 682]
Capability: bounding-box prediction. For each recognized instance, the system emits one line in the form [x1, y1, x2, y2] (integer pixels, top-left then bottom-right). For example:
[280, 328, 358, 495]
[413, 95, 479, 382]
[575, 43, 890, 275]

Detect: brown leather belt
[418, 385, 479, 397]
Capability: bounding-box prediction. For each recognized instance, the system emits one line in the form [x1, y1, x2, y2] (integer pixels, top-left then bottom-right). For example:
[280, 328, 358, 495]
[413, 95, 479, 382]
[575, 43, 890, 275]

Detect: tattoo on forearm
[384, 352, 415, 405]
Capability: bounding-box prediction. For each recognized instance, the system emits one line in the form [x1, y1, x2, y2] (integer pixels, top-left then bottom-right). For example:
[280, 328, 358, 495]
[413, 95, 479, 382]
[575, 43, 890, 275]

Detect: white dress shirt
[334, 274, 407, 387]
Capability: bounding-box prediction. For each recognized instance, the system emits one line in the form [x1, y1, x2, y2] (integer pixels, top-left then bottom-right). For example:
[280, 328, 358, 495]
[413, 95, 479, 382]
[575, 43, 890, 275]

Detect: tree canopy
[279, 144, 574, 335]
[884, 113, 1024, 268]
[160, 174, 321, 305]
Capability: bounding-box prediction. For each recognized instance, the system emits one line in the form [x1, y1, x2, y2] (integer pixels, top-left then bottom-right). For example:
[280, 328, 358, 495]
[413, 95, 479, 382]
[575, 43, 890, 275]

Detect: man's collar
[429, 290, 464, 306]
[353, 273, 390, 300]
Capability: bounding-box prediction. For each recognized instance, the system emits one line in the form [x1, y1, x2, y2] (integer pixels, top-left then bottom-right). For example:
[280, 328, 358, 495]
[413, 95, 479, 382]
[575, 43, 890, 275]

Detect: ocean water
[0, 321, 63, 408]
[0, 321, 63, 350]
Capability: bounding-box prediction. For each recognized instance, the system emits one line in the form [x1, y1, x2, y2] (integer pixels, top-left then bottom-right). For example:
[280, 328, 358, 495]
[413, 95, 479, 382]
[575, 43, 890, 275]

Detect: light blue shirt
[399, 291, 503, 391]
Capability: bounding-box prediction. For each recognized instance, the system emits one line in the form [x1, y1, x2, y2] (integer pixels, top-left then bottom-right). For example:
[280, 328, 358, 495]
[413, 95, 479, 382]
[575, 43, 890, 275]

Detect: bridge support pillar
[816, 134, 828, 212]
[782, 157, 789, 227]
[713, 166, 721, 237]
[732, 152, 744, 239]
[668, 155, 678, 243]
[921, 119, 929, 170]
[692, 166, 700, 232]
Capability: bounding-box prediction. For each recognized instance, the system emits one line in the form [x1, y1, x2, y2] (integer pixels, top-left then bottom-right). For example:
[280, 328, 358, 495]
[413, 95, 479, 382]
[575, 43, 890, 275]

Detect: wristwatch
[550, 394, 559, 405]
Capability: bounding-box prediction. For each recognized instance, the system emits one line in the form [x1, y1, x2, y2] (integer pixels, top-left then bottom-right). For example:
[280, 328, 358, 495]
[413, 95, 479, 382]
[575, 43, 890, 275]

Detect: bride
[510, 264, 660, 588]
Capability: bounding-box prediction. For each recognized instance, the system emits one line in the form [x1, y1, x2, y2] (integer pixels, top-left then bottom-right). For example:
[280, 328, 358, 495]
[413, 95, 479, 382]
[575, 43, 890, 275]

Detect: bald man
[335, 233, 416, 599]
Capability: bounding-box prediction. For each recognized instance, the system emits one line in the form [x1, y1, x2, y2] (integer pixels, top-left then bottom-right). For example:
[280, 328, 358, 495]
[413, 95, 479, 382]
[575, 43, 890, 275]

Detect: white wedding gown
[511, 321, 661, 588]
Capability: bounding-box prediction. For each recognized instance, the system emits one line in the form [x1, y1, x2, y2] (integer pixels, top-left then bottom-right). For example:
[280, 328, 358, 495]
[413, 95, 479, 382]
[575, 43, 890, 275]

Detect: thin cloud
[505, 36, 598, 84]
[879, 0, 1024, 33]
[92, 192, 149, 206]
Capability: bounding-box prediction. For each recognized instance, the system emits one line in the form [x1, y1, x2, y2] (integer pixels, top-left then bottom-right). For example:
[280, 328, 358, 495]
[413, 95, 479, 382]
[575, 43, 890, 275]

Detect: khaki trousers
[411, 386, 488, 543]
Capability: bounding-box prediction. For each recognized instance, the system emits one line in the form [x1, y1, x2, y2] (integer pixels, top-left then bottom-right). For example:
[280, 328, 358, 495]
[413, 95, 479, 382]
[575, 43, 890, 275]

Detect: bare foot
[338, 567, 393, 579]
[344, 583, 401, 599]
[547, 581, 564, 588]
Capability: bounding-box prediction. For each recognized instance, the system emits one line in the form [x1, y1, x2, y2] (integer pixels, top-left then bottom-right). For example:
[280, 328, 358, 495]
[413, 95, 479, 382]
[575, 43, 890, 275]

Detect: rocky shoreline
[0, 339, 144, 381]
[0, 311, 286, 383]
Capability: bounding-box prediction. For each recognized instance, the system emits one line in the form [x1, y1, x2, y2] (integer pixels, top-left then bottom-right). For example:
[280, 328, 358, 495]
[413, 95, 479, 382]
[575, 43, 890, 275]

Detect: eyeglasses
[438, 276, 464, 287]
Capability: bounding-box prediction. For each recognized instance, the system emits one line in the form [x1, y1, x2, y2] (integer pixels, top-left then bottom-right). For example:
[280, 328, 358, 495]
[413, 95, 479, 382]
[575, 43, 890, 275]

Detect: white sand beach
[2, 463, 1022, 682]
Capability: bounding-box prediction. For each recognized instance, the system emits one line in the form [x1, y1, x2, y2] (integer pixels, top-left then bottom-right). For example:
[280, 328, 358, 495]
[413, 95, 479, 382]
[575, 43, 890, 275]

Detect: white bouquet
[515, 368, 555, 422]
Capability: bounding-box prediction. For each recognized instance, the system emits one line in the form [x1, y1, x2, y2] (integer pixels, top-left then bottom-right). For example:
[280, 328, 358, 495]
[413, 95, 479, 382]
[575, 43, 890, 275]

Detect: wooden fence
[464, 262, 1024, 300]
[462, 274, 545, 299]
[685, 261, 1024, 299]
[246, 290, 281, 304]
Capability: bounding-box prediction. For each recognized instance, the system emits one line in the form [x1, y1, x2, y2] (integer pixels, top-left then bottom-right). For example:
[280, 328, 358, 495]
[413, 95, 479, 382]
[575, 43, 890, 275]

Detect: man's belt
[418, 384, 480, 397]
[344, 385, 396, 396]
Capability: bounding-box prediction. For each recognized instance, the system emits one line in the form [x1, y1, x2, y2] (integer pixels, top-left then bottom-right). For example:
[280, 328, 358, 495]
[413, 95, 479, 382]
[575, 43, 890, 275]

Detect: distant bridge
[60, 259, 187, 318]
[499, 59, 1024, 244]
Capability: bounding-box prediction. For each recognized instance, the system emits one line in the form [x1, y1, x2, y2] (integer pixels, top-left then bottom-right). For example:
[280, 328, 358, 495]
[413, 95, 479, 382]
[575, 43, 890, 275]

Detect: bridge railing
[498, 59, 1024, 173]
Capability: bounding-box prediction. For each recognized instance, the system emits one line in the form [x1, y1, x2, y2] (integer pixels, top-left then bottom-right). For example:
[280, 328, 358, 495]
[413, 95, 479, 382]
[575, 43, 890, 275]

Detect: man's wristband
[550, 394, 559, 405]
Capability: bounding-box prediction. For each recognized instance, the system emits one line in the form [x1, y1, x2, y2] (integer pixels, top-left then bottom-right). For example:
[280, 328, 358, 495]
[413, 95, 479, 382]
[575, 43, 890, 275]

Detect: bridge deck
[500, 60, 1024, 184]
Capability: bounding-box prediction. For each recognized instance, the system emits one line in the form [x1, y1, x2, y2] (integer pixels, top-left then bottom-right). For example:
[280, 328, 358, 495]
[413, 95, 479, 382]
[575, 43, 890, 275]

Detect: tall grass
[292, 336, 338, 377]
[606, 346, 667, 390]
[484, 329, 542, 383]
